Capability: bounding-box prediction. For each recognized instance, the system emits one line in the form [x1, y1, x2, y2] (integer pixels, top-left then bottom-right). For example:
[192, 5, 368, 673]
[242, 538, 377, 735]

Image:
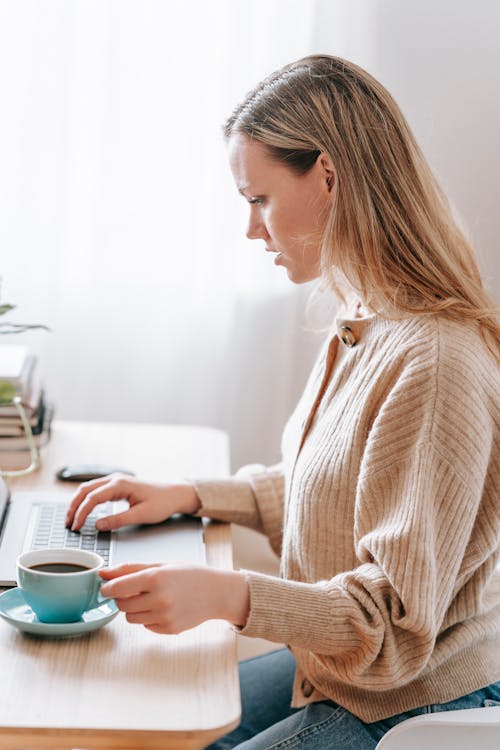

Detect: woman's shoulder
[333, 307, 498, 403]
[374, 313, 496, 375]
[386, 315, 498, 427]
[361, 313, 498, 420]
[361, 315, 498, 481]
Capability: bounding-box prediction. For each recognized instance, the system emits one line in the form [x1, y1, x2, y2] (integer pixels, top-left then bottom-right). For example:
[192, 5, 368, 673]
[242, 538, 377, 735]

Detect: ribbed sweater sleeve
[193, 463, 285, 555]
[240, 444, 491, 689]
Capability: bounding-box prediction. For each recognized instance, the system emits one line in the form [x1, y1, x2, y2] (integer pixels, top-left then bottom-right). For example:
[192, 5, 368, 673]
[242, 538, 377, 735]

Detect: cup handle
[97, 589, 114, 606]
[88, 576, 113, 610]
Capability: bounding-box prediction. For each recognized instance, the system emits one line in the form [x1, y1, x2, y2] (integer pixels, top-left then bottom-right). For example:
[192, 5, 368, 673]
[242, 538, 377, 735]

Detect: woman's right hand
[65, 475, 201, 532]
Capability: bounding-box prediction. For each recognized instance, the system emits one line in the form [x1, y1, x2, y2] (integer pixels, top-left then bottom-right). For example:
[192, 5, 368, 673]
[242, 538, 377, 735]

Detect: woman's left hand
[99, 563, 250, 634]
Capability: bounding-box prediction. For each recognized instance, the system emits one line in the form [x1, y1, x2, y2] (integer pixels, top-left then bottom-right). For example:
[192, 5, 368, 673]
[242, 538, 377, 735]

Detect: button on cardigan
[194, 308, 500, 722]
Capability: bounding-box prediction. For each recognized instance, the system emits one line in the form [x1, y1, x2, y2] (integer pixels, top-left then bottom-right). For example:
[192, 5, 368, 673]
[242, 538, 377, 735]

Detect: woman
[66, 55, 500, 749]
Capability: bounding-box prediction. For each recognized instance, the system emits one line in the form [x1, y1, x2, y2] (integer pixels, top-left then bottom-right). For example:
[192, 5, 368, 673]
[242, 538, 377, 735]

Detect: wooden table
[0, 420, 240, 750]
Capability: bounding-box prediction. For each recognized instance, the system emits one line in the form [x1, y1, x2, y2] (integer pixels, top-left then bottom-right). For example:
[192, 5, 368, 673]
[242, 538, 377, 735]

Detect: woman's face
[228, 134, 334, 284]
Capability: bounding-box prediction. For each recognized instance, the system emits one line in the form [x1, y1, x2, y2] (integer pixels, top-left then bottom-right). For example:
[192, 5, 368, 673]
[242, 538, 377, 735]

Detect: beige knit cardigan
[194, 307, 500, 722]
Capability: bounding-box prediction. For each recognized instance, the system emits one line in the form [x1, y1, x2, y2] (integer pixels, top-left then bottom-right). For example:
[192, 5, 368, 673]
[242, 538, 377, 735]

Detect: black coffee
[29, 562, 91, 574]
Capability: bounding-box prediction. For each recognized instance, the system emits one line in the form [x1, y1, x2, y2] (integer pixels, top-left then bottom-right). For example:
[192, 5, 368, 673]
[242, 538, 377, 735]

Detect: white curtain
[0, 0, 326, 470]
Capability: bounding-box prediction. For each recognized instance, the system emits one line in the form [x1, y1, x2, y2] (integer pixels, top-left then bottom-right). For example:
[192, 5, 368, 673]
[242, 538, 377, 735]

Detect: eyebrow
[238, 185, 250, 196]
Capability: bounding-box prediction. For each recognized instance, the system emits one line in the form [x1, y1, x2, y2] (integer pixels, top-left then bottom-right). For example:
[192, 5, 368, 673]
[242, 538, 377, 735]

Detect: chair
[375, 706, 500, 749]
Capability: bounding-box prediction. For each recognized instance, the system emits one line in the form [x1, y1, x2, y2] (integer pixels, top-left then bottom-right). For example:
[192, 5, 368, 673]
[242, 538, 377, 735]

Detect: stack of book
[0, 345, 54, 465]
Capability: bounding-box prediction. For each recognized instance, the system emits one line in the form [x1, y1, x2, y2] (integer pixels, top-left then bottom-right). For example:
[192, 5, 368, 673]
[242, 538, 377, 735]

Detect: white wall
[313, 0, 500, 298]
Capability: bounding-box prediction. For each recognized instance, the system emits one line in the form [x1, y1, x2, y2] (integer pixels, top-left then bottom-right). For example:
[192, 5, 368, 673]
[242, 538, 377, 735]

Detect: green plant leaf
[0, 323, 50, 334]
[0, 286, 49, 333]
[0, 380, 16, 405]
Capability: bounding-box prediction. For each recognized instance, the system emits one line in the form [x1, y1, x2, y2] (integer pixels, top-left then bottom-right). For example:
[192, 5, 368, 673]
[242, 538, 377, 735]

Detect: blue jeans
[206, 648, 500, 749]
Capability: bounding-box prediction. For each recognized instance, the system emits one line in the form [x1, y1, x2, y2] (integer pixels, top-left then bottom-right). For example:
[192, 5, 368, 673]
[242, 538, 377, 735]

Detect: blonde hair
[224, 54, 500, 361]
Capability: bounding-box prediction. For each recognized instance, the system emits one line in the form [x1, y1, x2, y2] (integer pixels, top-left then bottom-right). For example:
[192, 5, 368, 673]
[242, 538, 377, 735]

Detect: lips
[265, 246, 285, 265]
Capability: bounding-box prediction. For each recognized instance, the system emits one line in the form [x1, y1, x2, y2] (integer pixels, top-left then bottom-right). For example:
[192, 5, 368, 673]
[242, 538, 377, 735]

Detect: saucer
[0, 588, 119, 637]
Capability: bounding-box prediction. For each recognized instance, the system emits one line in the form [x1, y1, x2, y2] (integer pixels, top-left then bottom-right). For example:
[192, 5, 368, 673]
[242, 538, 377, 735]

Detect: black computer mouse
[55, 464, 135, 482]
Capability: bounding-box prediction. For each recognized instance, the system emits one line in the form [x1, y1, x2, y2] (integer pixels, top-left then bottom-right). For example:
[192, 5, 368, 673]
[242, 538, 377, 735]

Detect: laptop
[0, 482, 206, 587]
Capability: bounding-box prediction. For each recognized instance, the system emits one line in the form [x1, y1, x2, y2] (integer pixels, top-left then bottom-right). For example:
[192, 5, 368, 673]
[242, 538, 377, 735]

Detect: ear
[317, 152, 335, 193]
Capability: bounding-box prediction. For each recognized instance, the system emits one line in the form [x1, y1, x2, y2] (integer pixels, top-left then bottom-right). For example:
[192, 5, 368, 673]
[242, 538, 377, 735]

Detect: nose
[246, 206, 268, 241]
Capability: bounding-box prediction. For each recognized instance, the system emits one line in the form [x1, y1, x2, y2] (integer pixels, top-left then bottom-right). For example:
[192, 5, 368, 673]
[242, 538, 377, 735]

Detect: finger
[93, 503, 148, 532]
[124, 609, 159, 626]
[65, 478, 112, 527]
[70, 482, 129, 531]
[115, 591, 156, 613]
[99, 562, 159, 580]
[99, 566, 161, 599]
[145, 624, 169, 634]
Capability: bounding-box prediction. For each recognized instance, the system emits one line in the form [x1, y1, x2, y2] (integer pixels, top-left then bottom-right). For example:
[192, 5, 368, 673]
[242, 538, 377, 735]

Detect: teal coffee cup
[16, 548, 111, 623]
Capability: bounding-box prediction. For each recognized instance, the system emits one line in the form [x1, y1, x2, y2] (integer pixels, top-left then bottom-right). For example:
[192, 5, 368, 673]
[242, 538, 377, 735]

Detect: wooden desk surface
[0, 420, 240, 750]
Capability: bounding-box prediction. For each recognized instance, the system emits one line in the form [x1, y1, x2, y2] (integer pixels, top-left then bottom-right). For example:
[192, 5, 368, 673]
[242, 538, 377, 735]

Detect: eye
[248, 196, 265, 206]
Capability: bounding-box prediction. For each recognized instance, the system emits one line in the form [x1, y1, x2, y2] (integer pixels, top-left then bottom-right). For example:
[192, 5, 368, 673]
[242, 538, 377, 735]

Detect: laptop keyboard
[30, 503, 112, 564]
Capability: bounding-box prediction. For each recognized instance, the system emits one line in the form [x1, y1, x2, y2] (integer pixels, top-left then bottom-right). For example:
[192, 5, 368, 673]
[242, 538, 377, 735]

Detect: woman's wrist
[212, 569, 250, 628]
[171, 482, 201, 515]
